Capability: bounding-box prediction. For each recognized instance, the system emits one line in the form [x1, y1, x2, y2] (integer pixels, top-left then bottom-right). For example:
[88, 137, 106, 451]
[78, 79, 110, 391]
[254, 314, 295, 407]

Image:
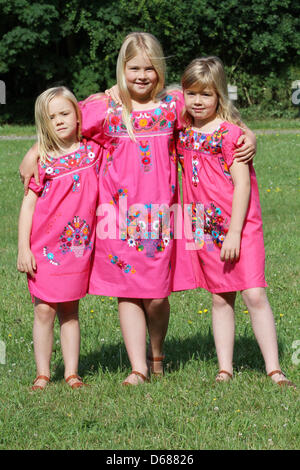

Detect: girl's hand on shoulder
[234, 132, 256, 163]
[105, 85, 121, 105]
[17, 248, 37, 278]
[220, 231, 241, 263]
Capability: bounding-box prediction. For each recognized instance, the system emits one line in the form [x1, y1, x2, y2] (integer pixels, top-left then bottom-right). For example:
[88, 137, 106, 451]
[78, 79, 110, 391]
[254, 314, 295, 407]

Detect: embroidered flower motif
[43, 247, 60, 265]
[60, 216, 92, 256]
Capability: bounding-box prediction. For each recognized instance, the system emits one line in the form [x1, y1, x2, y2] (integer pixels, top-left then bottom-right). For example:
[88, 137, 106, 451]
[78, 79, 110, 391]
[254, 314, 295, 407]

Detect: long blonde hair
[116, 32, 166, 140]
[181, 56, 241, 127]
[35, 86, 81, 163]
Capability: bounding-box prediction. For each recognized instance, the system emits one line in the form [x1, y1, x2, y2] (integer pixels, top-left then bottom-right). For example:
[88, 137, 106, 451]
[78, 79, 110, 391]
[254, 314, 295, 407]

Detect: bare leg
[241, 287, 287, 384]
[33, 297, 57, 388]
[118, 298, 148, 384]
[57, 300, 81, 387]
[212, 292, 236, 380]
[143, 297, 170, 374]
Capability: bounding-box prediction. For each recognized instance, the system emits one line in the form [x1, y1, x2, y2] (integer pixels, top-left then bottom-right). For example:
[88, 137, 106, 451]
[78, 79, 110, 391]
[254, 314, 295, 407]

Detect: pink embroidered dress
[27, 139, 101, 303]
[177, 122, 267, 293]
[79, 92, 197, 298]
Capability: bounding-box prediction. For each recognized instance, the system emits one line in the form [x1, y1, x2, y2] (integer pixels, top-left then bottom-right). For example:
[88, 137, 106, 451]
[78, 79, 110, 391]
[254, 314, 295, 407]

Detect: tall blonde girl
[177, 56, 295, 387]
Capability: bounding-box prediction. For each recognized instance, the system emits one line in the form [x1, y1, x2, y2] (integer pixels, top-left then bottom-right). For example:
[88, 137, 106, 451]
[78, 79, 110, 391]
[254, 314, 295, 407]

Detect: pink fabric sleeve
[221, 123, 244, 168]
[78, 95, 109, 146]
[171, 89, 185, 131]
[27, 164, 46, 195]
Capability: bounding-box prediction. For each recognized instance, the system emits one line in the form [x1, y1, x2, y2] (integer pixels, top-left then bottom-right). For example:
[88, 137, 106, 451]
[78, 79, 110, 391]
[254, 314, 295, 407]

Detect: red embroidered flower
[111, 116, 120, 126]
[166, 111, 175, 121]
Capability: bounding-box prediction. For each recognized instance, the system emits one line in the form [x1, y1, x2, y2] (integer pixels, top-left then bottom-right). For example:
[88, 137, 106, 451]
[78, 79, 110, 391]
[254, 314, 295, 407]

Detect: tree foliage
[0, 0, 299, 122]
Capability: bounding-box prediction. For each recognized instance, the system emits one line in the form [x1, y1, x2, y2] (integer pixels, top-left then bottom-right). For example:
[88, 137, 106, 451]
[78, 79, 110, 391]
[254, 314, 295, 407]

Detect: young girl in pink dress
[177, 57, 295, 388]
[19, 33, 256, 387]
[17, 86, 100, 390]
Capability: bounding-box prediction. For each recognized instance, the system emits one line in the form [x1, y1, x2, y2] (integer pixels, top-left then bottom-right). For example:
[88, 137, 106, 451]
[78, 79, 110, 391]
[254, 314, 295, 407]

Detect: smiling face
[48, 95, 78, 145]
[183, 86, 219, 127]
[124, 50, 158, 103]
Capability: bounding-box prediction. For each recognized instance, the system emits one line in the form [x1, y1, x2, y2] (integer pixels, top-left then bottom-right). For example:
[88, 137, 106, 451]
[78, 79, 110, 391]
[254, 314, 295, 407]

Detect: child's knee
[34, 303, 56, 324]
[212, 292, 235, 310]
[242, 288, 267, 309]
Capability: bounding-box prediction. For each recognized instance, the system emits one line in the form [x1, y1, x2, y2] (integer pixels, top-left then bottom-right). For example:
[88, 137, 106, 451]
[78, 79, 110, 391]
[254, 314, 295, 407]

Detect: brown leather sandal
[31, 375, 50, 391]
[268, 370, 296, 389]
[215, 370, 233, 383]
[122, 370, 150, 386]
[147, 355, 165, 377]
[65, 374, 88, 389]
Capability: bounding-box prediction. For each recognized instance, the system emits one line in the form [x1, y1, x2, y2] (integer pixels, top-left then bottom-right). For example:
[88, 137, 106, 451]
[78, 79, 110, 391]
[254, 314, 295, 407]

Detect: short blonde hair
[116, 32, 166, 140]
[35, 86, 81, 163]
[181, 56, 241, 127]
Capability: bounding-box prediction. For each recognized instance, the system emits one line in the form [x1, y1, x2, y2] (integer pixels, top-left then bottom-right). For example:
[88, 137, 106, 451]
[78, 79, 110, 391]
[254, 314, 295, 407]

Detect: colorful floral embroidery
[168, 137, 177, 165]
[192, 155, 199, 186]
[218, 156, 233, 183]
[108, 254, 136, 274]
[186, 203, 204, 249]
[204, 203, 228, 248]
[43, 247, 60, 265]
[139, 140, 152, 172]
[72, 174, 80, 192]
[59, 216, 92, 257]
[121, 204, 172, 258]
[178, 124, 229, 154]
[110, 188, 128, 205]
[41, 142, 96, 178]
[41, 180, 51, 198]
[106, 95, 177, 136]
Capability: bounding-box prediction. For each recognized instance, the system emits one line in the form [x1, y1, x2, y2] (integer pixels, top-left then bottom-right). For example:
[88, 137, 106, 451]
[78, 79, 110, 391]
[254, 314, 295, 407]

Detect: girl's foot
[31, 375, 50, 391]
[268, 370, 296, 389]
[215, 370, 233, 383]
[147, 355, 165, 377]
[65, 374, 88, 389]
[122, 370, 149, 386]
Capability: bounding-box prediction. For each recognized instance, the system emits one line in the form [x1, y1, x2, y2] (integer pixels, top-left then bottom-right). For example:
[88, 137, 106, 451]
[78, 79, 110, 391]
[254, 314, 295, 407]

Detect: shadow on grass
[51, 331, 285, 381]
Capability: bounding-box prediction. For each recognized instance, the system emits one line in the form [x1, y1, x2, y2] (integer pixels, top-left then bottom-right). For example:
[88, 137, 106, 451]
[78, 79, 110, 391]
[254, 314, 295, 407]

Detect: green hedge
[0, 0, 299, 123]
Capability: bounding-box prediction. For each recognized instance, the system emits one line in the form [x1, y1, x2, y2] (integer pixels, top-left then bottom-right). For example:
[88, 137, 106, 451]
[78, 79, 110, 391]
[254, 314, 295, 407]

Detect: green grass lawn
[0, 134, 299, 450]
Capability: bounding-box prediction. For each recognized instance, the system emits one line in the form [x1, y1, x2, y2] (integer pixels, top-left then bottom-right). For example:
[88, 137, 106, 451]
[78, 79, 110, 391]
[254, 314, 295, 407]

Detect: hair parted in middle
[34, 86, 81, 163]
[116, 31, 166, 140]
[181, 56, 241, 127]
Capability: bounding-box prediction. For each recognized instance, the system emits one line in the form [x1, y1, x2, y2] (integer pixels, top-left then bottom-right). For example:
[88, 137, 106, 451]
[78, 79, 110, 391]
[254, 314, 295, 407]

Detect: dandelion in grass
[198, 310, 203, 314]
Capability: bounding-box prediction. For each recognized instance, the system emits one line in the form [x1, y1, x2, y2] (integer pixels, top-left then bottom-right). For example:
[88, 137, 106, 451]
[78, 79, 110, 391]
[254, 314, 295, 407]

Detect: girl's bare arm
[17, 189, 38, 277]
[220, 159, 251, 262]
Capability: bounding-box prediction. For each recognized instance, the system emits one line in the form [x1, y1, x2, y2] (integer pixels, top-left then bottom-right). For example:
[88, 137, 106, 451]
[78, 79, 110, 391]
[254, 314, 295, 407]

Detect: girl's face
[48, 96, 78, 144]
[125, 50, 158, 103]
[183, 86, 219, 125]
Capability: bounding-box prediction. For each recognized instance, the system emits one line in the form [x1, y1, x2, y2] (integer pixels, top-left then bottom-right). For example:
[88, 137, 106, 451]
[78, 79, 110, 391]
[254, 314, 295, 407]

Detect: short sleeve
[170, 89, 185, 131]
[79, 95, 109, 146]
[221, 123, 244, 168]
[27, 163, 46, 195]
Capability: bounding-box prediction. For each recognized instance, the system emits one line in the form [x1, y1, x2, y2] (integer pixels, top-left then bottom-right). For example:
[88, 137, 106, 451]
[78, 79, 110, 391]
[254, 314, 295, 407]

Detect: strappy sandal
[268, 370, 296, 389]
[147, 355, 165, 377]
[122, 370, 150, 386]
[31, 375, 50, 391]
[215, 370, 233, 383]
[65, 374, 89, 389]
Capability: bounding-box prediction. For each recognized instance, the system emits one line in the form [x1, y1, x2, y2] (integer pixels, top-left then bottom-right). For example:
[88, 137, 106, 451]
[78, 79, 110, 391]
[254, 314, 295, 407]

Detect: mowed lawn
[0, 132, 299, 450]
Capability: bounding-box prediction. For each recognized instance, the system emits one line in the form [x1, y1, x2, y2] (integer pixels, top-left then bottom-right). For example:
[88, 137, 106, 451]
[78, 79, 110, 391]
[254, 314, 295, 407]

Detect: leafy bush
[0, 0, 299, 123]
